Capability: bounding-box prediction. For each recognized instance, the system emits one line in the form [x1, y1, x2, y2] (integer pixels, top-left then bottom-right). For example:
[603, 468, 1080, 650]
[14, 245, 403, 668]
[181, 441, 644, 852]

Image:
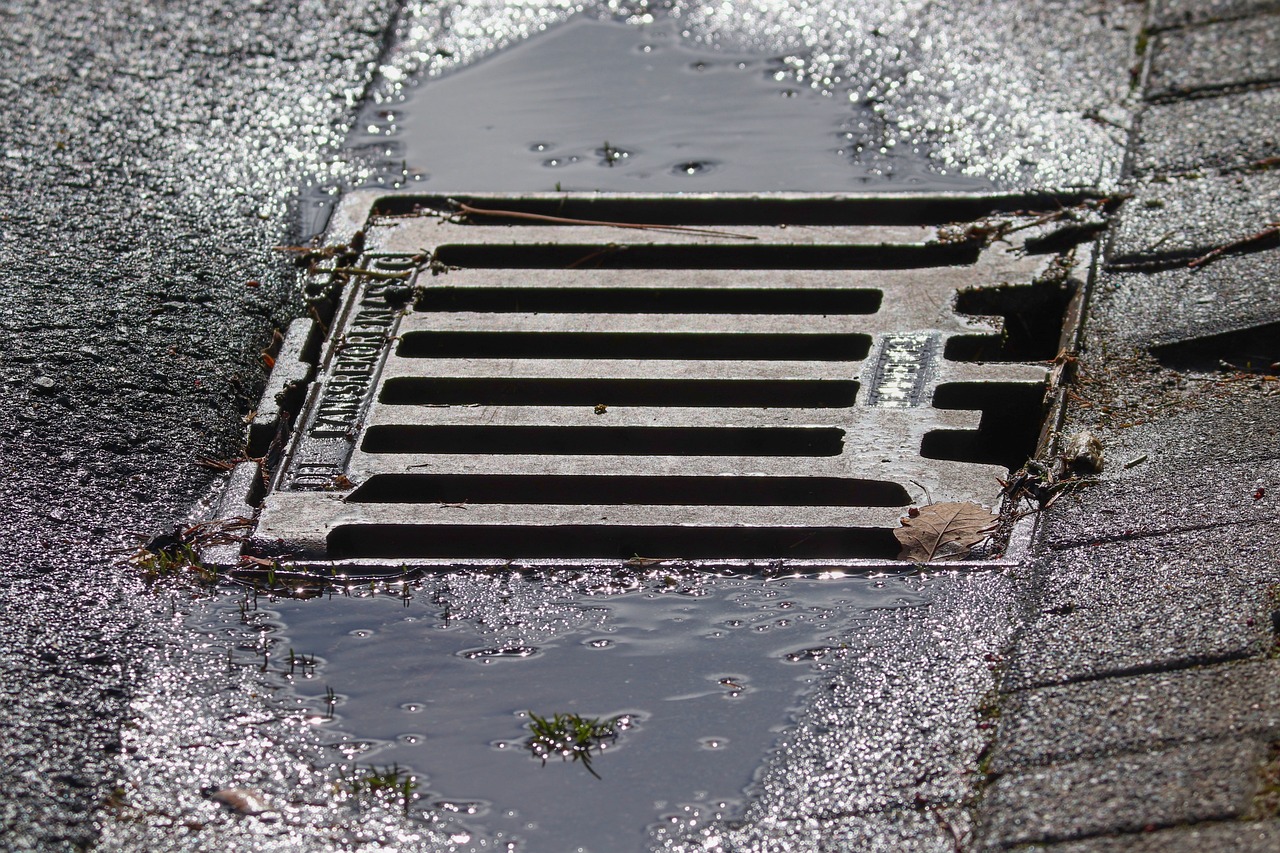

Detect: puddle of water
[237, 570, 929, 852]
[349, 17, 992, 194]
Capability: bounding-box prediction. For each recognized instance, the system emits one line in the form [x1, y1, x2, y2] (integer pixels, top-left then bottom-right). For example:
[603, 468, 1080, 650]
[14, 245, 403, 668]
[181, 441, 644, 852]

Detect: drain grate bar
[236, 192, 1092, 569]
[401, 312, 879, 335]
[385, 215, 941, 244]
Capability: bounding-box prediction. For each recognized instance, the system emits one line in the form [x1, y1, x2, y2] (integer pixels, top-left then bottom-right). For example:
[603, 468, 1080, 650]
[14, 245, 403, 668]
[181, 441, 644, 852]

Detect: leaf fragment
[1061, 430, 1104, 476]
[893, 501, 999, 562]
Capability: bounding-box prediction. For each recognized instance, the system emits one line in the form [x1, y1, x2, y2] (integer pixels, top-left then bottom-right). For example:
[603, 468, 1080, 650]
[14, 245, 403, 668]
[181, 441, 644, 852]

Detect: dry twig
[1187, 222, 1280, 268]
[450, 201, 757, 240]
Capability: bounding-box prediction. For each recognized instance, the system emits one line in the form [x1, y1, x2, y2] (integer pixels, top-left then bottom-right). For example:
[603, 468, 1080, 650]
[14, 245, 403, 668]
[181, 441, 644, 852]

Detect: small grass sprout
[286, 648, 317, 677]
[525, 711, 627, 779]
[347, 763, 417, 813]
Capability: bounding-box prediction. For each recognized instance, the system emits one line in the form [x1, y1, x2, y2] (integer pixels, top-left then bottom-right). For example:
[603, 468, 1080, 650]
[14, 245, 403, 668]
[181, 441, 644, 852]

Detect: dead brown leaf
[208, 787, 275, 818]
[894, 501, 998, 562]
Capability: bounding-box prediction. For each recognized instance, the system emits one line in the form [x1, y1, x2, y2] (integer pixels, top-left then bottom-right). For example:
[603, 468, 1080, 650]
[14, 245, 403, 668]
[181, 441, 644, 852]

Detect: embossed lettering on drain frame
[281, 256, 414, 490]
[233, 192, 1093, 570]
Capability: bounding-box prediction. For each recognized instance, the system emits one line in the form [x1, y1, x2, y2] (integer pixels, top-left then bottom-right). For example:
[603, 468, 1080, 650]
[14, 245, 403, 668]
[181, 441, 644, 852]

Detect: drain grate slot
[946, 276, 1076, 361]
[379, 377, 860, 408]
[921, 382, 1048, 471]
[360, 425, 846, 457]
[395, 331, 873, 361]
[328, 524, 901, 560]
[240, 192, 1093, 568]
[346, 474, 910, 507]
[433, 242, 979, 270]
[417, 286, 883, 315]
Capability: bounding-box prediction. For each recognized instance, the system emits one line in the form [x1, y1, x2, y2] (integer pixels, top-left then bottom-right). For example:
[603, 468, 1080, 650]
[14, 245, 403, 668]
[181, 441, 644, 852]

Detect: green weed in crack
[132, 543, 216, 585]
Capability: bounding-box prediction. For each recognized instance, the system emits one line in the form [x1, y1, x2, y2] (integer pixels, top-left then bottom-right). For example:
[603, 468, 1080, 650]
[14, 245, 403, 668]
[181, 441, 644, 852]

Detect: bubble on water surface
[671, 159, 718, 176]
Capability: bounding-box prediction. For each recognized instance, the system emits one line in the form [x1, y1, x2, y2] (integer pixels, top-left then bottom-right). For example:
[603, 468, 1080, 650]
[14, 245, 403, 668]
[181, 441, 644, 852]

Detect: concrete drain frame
[210, 191, 1099, 575]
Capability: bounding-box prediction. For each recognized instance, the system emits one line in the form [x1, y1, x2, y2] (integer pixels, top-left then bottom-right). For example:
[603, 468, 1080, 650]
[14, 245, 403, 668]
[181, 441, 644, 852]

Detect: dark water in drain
[251, 571, 929, 851]
[349, 17, 992, 194]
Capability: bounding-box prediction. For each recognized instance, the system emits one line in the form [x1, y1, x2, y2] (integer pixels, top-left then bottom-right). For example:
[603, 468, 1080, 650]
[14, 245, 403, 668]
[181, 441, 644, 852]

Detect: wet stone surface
[990, 658, 1280, 771]
[1042, 457, 1280, 549]
[1004, 521, 1277, 691]
[1036, 819, 1280, 852]
[1056, 376, 1280, 481]
[1152, 0, 1280, 30]
[975, 739, 1266, 847]
[1147, 12, 1280, 98]
[1108, 171, 1280, 261]
[1131, 87, 1280, 175]
[652, 806, 962, 853]
[1087, 252, 1280, 347]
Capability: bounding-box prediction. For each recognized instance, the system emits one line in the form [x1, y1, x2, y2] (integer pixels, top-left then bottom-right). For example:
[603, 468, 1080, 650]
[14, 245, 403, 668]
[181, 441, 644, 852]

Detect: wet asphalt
[4, 1, 1275, 851]
[0, 1, 401, 848]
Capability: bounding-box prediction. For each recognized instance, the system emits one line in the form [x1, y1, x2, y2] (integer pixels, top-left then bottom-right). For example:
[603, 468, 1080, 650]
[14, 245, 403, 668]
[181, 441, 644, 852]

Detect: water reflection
[348, 17, 991, 193]
[236, 570, 930, 852]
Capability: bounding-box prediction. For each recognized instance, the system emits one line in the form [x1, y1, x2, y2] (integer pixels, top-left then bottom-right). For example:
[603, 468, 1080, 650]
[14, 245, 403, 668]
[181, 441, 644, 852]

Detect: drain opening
[432, 242, 979, 270]
[327, 524, 901, 560]
[395, 331, 873, 361]
[346, 474, 910, 507]
[361, 425, 846, 457]
[379, 378, 860, 408]
[416, 286, 883, 315]
[945, 274, 1076, 361]
[376, 193, 1098, 225]
[921, 382, 1047, 471]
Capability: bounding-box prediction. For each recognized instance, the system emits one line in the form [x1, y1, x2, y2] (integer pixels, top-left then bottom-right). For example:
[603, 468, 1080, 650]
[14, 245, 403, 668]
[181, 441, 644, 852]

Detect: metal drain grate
[229, 193, 1093, 570]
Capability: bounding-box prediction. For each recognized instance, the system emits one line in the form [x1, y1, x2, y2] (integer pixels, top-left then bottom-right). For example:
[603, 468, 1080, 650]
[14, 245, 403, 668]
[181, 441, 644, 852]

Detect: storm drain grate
[227, 193, 1093, 570]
